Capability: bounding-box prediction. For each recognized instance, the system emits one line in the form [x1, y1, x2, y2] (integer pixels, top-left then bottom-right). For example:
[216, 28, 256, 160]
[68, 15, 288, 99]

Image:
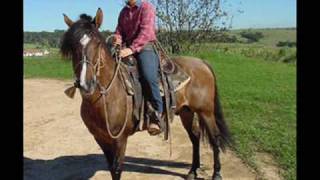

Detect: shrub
[240, 31, 264, 43]
[276, 41, 296, 47]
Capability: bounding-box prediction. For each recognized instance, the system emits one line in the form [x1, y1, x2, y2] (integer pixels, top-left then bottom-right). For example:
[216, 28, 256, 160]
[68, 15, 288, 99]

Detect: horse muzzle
[79, 78, 97, 96]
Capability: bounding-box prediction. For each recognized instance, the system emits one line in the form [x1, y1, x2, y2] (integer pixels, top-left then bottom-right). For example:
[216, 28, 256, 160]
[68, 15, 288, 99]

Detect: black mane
[79, 14, 93, 22]
[60, 13, 106, 60]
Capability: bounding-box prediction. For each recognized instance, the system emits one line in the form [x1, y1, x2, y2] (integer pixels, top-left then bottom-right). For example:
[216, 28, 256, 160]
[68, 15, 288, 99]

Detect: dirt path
[24, 79, 257, 180]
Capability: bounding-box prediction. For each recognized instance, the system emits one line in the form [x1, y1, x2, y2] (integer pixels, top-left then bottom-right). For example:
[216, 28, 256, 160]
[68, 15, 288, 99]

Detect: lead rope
[99, 45, 129, 139]
[101, 93, 129, 139]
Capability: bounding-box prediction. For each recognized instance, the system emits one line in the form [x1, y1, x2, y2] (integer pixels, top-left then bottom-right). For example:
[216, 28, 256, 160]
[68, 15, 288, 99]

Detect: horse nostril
[79, 78, 97, 94]
[81, 84, 89, 92]
[90, 80, 97, 89]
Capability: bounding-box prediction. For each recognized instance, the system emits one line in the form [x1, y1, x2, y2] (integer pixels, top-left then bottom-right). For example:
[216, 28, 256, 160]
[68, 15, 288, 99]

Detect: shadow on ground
[24, 154, 194, 180]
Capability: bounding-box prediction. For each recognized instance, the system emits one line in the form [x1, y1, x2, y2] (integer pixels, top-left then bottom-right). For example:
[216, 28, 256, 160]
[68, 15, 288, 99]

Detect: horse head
[61, 8, 106, 96]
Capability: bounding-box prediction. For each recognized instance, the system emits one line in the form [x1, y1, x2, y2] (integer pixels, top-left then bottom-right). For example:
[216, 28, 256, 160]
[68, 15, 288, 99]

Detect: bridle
[72, 34, 121, 96]
[70, 33, 129, 139]
[72, 35, 102, 91]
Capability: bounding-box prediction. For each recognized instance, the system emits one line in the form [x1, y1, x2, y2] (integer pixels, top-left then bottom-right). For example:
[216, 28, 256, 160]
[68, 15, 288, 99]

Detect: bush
[278, 48, 296, 63]
[276, 41, 296, 47]
[209, 32, 239, 43]
[240, 31, 264, 43]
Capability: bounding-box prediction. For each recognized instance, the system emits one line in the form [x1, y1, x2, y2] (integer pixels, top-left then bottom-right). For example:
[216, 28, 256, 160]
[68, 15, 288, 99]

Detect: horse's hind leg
[197, 111, 222, 180]
[179, 107, 200, 180]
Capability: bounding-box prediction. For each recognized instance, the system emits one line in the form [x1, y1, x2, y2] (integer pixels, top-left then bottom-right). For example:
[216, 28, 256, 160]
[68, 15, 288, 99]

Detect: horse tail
[202, 60, 233, 151]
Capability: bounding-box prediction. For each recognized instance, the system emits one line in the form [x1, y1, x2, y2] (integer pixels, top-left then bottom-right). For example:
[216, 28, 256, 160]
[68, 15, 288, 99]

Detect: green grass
[24, 55, 72, 79]
[23, 43, 51, 50]
[184, 51, 296, 180]
[24, 50, 296, 180]
[191, 42, 296, 63]
[24, 43, 40, 49]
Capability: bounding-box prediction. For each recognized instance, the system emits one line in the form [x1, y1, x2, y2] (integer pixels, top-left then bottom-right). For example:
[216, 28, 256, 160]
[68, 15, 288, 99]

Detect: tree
[24, 30, 67, 48]
[150, 0, 230, 54]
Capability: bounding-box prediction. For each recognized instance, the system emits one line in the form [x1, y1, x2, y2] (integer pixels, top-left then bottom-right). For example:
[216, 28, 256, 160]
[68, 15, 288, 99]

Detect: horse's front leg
[111, 137, 128, 180]
[95, 136, 128, 180]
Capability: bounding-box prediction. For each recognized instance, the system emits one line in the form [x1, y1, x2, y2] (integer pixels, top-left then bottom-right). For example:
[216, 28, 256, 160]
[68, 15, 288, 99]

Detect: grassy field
[23, 43, 49, 49]
[194, 42, 296, 63]
[188, 52, 296, 180]
[24, 53, 72, 79]
[24, 43, 39, 49]
[180, 28, 297, 63]
[23, 49, 296, 180]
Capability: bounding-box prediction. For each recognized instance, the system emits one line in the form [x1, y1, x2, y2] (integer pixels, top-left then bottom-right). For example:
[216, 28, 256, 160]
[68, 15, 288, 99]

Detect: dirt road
[24, 79, 257, 180]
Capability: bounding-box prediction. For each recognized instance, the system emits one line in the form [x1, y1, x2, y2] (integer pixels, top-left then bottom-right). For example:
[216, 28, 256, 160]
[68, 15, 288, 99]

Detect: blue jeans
[136, 48, 163, 113]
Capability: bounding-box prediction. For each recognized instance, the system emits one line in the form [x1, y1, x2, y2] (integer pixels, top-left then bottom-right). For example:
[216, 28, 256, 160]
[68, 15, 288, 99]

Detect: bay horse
[60, 8, 232, 180]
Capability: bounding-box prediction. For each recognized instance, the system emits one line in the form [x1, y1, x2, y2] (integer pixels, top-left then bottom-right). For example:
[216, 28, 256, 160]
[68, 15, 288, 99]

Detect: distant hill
[230, 27, 296, 47]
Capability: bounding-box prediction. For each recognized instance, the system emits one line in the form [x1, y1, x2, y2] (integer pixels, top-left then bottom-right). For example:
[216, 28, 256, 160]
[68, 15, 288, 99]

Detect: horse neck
[97, 47, 117, 88]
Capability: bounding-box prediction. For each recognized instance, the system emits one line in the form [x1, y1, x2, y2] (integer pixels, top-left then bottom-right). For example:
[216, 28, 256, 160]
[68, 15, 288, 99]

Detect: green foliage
[24, 30, 65, 48]
[24, 30, 114, 49]
[152, 0, 229, 54]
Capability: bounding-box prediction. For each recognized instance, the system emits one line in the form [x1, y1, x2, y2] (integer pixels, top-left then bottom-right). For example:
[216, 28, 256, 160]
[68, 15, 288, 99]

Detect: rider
[113, 0, 163, 135]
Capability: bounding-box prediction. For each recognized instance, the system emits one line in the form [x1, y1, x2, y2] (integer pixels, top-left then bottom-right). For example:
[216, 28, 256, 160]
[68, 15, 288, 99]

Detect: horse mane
[80, 14, 93, 22]
[60, 13, 107, 60]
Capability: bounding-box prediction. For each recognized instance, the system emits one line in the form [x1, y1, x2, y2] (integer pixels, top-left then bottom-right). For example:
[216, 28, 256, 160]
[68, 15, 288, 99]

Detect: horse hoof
[186, 172, 197, 180]
[212, 173, 222, 180]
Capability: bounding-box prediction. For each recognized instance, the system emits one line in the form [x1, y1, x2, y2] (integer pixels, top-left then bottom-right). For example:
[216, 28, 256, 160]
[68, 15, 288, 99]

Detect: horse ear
[94, 8, 103, 29]
[63, 14, 74, 27]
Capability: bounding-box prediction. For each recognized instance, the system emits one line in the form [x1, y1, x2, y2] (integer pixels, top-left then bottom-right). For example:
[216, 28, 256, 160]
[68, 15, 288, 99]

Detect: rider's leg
[137, 48, 163, 135]
[137, 48, 163, 113]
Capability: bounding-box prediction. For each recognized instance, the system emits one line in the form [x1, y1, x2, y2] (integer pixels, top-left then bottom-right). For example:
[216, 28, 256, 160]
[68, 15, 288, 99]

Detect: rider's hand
[113, 35, 122, 46]
[120, 48, 133, 58]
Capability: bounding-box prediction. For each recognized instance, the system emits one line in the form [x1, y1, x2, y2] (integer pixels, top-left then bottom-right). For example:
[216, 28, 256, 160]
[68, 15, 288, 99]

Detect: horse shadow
[24, 154, 204, 180]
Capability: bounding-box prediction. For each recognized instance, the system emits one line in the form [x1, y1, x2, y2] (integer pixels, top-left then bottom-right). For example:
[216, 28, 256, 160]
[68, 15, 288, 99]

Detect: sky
[23, 0, 296, 32]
